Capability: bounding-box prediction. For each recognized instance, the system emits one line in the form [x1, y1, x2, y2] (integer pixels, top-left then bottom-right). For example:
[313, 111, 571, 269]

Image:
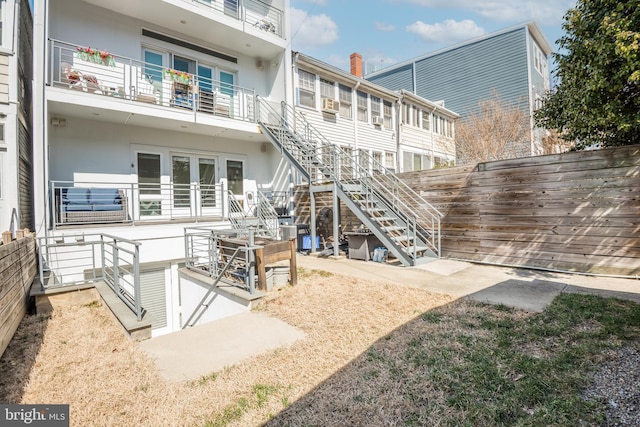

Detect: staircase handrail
[257, 97, 442, 223]
[255, 191, 280, 238]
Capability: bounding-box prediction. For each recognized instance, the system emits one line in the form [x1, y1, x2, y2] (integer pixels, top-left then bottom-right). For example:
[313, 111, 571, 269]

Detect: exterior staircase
[227, 190, 279, 239]
[256, 97, 443, 266]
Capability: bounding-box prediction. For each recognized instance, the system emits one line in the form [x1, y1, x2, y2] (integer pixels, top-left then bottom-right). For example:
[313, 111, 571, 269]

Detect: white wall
[48, 0, 278, 99]
[179, 270, 253, 328]
[48, 117, 280, 186]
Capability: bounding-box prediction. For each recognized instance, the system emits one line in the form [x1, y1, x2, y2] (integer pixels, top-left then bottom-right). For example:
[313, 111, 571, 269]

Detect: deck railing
[184, 227, 263, 294]
[37, 233, 145, 320]
[49, 40, 256, 122]
[50, 181, 227, 228]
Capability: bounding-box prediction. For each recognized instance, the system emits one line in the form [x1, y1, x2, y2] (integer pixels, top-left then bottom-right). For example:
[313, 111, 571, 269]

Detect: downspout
[289, 52, 299, 220]
[353, 81, 360, 151]
[396, 91, 403, 172]
[429, 105, 437, 168]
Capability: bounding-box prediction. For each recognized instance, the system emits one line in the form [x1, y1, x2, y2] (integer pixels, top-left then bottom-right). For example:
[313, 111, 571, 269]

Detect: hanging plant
[76, 46, 116, 67]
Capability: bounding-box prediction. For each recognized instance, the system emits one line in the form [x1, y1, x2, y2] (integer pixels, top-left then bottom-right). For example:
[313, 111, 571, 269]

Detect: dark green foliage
[535, 0, 640, 149]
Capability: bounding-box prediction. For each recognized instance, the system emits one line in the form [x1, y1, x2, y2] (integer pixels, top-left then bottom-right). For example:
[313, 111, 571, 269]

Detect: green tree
[535, 0, 640, 149]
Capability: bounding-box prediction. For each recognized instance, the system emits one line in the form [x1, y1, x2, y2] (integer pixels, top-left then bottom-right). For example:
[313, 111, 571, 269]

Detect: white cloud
[291, 7, 339, 50]
[400, 0, 573, 25]
[375, 22, 396, 32]
[406, 19, 485, 44]
[298, 0, 328, 5]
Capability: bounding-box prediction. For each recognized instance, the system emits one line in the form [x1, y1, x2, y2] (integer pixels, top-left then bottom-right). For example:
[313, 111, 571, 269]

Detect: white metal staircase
[256, 97, 443, 266]
[227, 190, 280, 239]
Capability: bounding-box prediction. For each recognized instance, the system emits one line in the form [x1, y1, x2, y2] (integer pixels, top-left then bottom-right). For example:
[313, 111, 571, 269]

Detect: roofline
[366, 21, 554, 79]
[293, 51, 460, 117]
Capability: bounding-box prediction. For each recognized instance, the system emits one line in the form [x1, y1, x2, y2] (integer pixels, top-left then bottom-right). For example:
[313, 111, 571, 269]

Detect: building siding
[366, 63, 414, 93]
[367, 27, 536, 121]
[412, 28, 529, 119]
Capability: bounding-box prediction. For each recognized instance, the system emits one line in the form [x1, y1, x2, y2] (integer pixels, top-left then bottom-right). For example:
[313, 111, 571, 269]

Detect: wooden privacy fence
[398, 145, 640, 276]
[0, 232, 37, 358]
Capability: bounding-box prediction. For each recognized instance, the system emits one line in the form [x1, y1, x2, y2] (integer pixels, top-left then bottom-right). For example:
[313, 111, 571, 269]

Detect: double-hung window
[320, 78, 335, 100]
[298, 69, 316, 108]
[357, 91, 368, 122]
[371, 96, 381, 123]
[402, 103, 411, 125]
[412, 106, 419, 128]
[383, 100, 392, 128]
[421, 110, 430, 130]
[338, 84, 352, 118]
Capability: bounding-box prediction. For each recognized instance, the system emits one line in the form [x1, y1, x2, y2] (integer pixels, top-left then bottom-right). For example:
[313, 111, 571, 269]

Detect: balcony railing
[189, 0, 284, 38]
[50, 181, 229, 229]
[49, 40, 256, 122]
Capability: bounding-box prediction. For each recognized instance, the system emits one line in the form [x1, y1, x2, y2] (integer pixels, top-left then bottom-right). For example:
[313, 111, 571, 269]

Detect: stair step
[403, 245, 429, 255]
[365, 207, 386, 214]
[372, 216, 396, 223]
[392, 235, 415, 243]
[381, 225, 405, 233]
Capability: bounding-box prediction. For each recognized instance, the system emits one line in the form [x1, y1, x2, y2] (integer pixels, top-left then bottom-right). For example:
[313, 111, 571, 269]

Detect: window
[385, 152, 395, 171]
[533, 44, 548, 76]
[383, 101, 392, 128]
[298, 69, 316, 108]
[357, 91, 368, 122]
[413, 153, 422, 171]
[320, 79, 335, 100]
[402, 103, 410, 125]
[412, 106, 419, 127]
[402, 151, 412, 172]
[338, 84, 352, 118]
[370, 96, 381, 122]
[421, 110, 430, 130]
[372, 151, 383, 175]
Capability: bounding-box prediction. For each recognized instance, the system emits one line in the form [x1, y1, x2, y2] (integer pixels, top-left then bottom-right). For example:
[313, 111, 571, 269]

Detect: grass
[0, 270, 638, 427]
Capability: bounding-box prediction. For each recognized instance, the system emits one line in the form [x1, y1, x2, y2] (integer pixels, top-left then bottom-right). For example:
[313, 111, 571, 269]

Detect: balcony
[189, 0, 284, 38]
[49, 40, 256, 123]
[76, 0, 287, 58]
[51, 181, 232, 229]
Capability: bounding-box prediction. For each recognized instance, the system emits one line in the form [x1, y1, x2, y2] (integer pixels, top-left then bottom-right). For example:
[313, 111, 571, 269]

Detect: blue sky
[290, 0, 577, 74]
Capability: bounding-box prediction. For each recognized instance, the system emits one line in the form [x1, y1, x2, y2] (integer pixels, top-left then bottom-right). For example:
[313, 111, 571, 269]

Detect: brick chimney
[350, 52, 363, 78]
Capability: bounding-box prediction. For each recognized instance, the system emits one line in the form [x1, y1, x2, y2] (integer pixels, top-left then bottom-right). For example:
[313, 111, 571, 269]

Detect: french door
[171, 154, 219, 217]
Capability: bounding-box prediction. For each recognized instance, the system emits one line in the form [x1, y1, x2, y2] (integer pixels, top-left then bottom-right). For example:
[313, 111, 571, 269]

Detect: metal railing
[37, 233, 145, 320]
[50, 40, 256, 122]
[50, 181, 226, 228]
[256, 97, 443, 260]
[226, 190, 280, 238]
[190, 0, 284, 38]
[184, 227, 263, 295]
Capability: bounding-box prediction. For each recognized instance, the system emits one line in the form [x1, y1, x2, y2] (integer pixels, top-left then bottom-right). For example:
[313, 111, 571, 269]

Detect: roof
[366, 21, 554, 79]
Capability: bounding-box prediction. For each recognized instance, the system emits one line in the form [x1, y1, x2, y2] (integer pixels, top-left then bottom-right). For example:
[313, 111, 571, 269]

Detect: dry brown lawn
[0, 269, 454, 426]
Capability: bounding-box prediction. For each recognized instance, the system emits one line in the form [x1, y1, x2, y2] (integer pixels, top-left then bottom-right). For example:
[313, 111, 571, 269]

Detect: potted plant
[164, 68, 192, 85]
[76, 46, 116, 67]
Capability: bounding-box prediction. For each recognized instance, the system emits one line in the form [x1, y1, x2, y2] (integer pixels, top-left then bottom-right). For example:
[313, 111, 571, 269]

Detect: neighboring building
[0, 0, 33, 233]
[32, 0, 292, 335]
[366, 22, 553, 159]
[293, 52, 458, 173]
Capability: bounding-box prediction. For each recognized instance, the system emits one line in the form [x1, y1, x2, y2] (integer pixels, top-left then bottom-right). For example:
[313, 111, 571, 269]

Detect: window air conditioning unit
[321, 98, 339, 114]
[372, 116, 384, 126]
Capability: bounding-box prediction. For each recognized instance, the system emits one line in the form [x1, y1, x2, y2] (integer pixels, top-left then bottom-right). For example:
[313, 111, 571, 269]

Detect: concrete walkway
[139, 312, 305, 382]
[139, 255, 639, 382]
[297, 255, 640, 312]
